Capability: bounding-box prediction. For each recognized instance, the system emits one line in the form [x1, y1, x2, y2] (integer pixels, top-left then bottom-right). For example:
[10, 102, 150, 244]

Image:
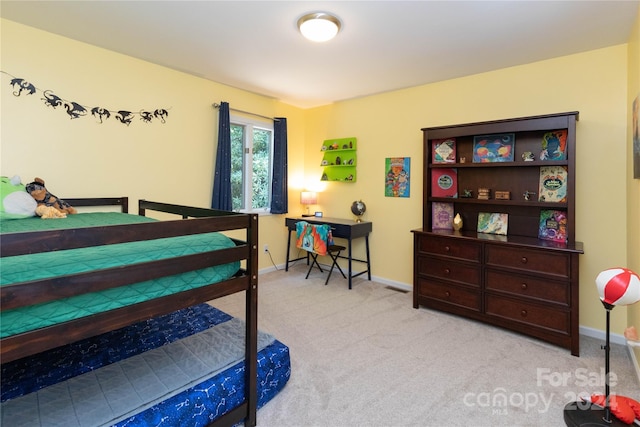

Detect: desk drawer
[485, 294, 569, 334]
[485, 270, 569, 305]
[418, 278, 481, 311]
[418, 236, 481, 262]
[418, 256, 480, 286]
[485, 244, 569, 278]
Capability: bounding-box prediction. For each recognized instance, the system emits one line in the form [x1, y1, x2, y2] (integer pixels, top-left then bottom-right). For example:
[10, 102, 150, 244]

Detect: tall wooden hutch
[413, 112, 584, 356]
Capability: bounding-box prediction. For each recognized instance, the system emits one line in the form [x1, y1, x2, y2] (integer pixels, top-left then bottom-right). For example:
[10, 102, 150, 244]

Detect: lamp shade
[300, 191, 317, 205]
[595, 267, 640, 306]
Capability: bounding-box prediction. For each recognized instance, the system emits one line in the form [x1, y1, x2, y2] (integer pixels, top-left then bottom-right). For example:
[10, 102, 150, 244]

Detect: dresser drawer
[485, 270, 569, 305]
[485, 244, 570, 278]
[419, 256, 481, 286]
[418, 278, 481, 311]
[485, 294, 569, 334]
[418, 236, 481, 262]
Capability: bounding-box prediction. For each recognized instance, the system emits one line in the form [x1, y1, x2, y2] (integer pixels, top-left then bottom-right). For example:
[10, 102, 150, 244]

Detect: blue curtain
[212, 102, 232, 211]
[271, 117, 288, 214]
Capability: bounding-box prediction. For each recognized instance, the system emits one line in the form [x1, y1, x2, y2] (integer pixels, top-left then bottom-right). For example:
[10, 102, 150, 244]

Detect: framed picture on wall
[385, 157, 411, 198]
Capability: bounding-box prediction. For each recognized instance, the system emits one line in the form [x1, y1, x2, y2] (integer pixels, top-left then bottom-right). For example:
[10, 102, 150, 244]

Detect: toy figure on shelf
[522, 151, 535, 161]
[453, 213, 463, 231]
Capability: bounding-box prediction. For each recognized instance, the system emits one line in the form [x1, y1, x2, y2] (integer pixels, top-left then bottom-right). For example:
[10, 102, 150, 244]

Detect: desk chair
[295, 221, 347, 286]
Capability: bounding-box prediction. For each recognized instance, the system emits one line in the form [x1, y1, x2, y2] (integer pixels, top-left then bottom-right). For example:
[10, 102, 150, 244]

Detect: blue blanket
[1, 304, 291, 427]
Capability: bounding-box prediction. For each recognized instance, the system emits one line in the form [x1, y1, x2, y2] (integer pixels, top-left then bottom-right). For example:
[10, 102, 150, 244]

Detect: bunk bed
[0, 198, 290, 427]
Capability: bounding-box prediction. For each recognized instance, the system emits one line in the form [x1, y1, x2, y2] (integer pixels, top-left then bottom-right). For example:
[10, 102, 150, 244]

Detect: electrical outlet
[263, 244, 269, 253]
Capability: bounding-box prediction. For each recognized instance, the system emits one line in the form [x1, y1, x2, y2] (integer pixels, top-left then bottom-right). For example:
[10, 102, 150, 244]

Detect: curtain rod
[212, 103, 279, 121]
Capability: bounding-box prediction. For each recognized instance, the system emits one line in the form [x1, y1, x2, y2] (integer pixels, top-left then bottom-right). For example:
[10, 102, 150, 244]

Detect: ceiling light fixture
[297, 12, 342, 42]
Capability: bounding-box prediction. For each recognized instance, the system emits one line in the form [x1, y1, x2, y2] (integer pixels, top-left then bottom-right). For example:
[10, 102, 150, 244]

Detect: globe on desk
[351, 200, 366, 222]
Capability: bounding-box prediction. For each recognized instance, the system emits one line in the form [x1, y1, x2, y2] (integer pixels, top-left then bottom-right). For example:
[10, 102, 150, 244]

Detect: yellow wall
[305, 46, 630, 333]
[0, 19, 302, 274]
[627, 7, 640, 340]
[1, 15, 638, 337]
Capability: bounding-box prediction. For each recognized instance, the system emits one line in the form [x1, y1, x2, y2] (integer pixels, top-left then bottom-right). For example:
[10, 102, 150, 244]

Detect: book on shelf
[538, 165, 568, 203]
[431, 202, 454, 229]
[540, 130, 567, 161]
[472, 133, 515, 163]
[431, 168, 458, 198]
[538, 209, 568, 243]
[477, 212, 509, 235]
[432, 138, 456, 163]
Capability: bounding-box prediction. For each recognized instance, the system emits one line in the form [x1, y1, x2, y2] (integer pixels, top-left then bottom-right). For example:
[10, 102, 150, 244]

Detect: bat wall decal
[10, 78, 36, 96]
[42, 90, 63, 108]
[2, 71, 169, 125]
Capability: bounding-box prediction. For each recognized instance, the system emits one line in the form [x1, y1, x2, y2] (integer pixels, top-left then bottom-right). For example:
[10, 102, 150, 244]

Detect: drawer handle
[521, 283, 528, 290]
[521, 256, 528, 264]
[444, 268, 451, 275]
[445, 291, 451, 298]
[444, 245, 451, 252]
[521, 309, 528, 317]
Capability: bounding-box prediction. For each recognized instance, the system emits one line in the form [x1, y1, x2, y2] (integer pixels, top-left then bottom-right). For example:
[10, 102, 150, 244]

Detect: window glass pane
[229, 116, 273, 213]
[230, 124, 245, 211]
[252, 128, 272, 209]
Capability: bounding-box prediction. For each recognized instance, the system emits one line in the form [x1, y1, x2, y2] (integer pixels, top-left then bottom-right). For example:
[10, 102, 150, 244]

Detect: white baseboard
[368, 275, 413, 292]
[259, 264, 282, 274]
[259, 263, 413, 292]
[628, 341, 640, 385]
[578, 326, 640, 383]
[579, 325, 626, 346]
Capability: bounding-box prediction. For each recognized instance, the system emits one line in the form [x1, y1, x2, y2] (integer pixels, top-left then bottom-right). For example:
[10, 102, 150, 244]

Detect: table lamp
[564, 267, 640, 426]
[300, 191, 317, 217]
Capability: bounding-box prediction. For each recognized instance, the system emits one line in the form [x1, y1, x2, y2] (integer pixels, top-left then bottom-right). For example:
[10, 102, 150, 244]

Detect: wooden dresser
[413, 112, 584, 356]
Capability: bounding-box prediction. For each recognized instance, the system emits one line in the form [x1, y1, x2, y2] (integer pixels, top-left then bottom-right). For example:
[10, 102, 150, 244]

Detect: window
[230, 115, 273, 213]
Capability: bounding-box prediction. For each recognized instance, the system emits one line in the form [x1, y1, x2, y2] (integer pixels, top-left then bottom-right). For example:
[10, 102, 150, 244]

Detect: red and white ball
[596, 268, 640, 306]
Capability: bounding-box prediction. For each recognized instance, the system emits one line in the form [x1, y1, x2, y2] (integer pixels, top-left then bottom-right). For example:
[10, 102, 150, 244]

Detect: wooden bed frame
[0, 198, 260, 427]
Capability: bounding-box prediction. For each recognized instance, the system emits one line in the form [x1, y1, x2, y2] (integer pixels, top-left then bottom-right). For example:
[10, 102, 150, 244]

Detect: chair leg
[305, 253, 324, 279]
[325, 250, 347, 286]
[334, 258, 347, 279]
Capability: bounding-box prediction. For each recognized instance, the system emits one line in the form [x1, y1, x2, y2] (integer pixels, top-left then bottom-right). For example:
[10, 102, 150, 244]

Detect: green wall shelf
[320, 137, 357, 182]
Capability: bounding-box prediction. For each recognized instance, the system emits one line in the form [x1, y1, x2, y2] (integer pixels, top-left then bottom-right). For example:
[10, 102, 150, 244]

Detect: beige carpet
[211, 264, 640, 427]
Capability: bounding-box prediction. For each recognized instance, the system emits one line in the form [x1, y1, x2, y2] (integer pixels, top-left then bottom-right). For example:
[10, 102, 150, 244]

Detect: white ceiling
[2, 1, 638, 108]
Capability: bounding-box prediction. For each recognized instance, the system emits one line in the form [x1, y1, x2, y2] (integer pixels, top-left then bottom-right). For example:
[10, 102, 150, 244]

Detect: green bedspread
[0, 211, 156, 233]
[0, 212, 241, 338]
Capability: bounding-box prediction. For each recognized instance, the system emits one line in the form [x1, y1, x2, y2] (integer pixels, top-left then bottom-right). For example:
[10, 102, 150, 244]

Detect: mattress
[0, 212, 241, 338]
[1, 303, 291, 427]
[0, 211, 156, 233]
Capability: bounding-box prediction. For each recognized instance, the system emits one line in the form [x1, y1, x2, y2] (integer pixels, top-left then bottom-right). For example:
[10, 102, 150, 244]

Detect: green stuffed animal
[0, 175, 37, 219]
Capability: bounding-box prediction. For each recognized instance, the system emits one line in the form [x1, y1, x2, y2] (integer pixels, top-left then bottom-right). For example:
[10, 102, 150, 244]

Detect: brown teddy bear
[26, 177, 77, 216]
[35, 205, 67, 219]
